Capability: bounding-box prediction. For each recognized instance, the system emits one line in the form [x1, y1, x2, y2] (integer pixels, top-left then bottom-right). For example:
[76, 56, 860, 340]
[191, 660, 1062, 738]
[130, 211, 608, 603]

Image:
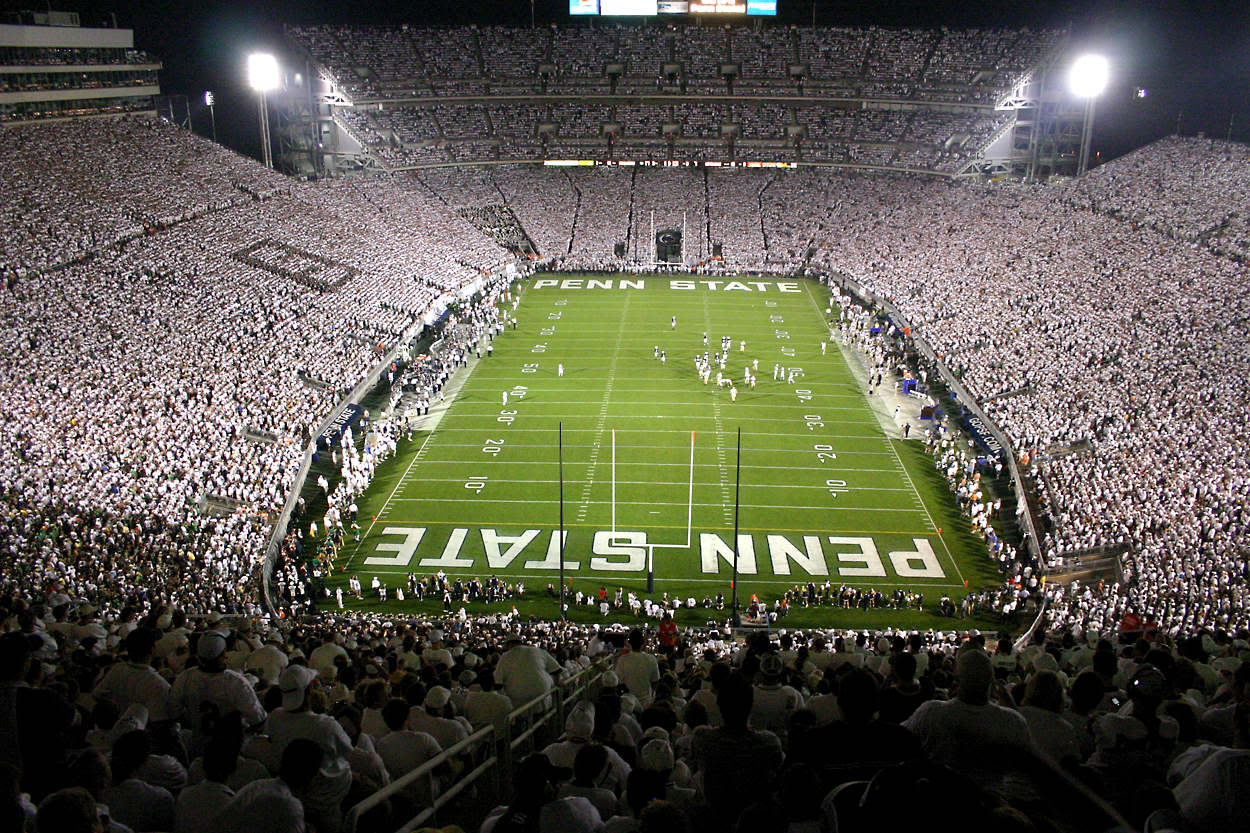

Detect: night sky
[11, 0, 1250, 167]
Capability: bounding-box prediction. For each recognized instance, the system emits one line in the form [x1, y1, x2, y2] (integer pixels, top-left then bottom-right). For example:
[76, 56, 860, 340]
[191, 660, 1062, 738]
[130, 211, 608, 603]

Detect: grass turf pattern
[328, 275, 1002, 630]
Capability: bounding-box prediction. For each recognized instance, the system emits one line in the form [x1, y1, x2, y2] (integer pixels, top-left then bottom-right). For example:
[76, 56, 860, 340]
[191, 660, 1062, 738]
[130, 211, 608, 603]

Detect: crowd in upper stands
[288, 24, 1050, 174]
[287, 24, 1058, 105]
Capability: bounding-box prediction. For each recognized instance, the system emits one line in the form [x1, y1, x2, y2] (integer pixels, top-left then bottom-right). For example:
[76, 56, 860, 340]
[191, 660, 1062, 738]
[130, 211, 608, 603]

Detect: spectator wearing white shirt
[374, 698, 443, 806]
[174, 740, 235, 833]
[464, 669, 514, 736]
[267, 665, 353, 833]
[615, 630, 660, 706]
[92, 628, 171, 722]
[102, 730, 175, 833]
[406, 685, 470, 751]
[496, 636, 561, 710]
[749, 653, 804, 743]
[215, 738, 322, 833]
[168, 633, 267, 752]
[903, 647, 1033, 788]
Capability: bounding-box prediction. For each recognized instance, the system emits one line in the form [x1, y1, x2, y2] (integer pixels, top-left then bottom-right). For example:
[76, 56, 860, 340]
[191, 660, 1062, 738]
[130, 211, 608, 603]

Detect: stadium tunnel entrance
[656, 228, 682, 263]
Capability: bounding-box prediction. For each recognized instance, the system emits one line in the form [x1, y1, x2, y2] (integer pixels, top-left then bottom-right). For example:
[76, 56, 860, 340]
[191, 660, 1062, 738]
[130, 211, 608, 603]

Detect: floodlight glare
[1069, 54, 1109, 98]
[203, 90, 214, 107]
[247, 53, 280, 92]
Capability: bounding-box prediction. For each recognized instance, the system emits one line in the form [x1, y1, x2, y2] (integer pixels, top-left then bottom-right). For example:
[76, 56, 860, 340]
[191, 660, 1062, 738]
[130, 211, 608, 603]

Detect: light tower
[1068, 54, 1109, 177]
[247, 53, 280, 169]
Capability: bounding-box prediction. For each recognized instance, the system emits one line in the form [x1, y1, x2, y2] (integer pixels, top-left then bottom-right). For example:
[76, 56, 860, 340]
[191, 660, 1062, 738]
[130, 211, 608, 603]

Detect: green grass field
[325, 274, 1002, 630]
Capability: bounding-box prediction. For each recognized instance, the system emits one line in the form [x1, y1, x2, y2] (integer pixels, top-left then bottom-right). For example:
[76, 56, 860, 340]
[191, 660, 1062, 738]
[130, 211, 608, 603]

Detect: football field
[328, 274, 1001, 630]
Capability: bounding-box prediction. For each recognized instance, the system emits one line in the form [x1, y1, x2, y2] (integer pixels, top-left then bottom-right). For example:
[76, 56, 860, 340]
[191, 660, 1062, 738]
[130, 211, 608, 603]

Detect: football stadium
[1, 2, 1248, 832]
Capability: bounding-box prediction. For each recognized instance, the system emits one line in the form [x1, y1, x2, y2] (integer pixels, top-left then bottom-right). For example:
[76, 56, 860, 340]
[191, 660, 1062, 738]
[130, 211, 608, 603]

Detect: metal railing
[343, 660, 608, 833]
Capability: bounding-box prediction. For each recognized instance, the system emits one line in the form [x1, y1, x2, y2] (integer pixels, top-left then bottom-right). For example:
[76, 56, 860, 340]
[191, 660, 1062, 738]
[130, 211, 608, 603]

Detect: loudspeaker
[614, 242, 626, 257]
[712, 242, 723, 257]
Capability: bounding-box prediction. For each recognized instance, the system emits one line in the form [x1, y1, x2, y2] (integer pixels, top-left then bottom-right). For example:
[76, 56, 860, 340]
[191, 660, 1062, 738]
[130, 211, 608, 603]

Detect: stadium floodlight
[1068, 54, 1109, 99]
[247, 54, 279, 169]
[1068, 54, 1108, 177]
[203, 90, 216, 143]
[247, 53, 281, 92]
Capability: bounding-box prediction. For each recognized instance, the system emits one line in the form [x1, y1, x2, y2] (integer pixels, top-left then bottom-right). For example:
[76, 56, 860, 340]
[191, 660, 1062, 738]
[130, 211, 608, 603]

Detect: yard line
[426, 428, 885, 440]
[398, 461, 907, 474]
[344, 428, 438, 571]
[576, 293, 630, 522]
[402, 477, 916, 492]
[359, 519, 939, 535]
[880, 436, 967, 584]
[388, 498, 927, 513]
[440, 411, 869, 419]
[358, 569, 963, 589]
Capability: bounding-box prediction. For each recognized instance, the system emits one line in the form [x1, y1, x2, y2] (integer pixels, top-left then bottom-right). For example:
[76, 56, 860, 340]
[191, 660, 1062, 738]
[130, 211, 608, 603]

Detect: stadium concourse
[1, 30, 1250, 833]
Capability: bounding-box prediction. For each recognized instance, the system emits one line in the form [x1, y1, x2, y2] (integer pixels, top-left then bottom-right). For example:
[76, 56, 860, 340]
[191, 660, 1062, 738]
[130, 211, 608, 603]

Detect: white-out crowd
[0, 112, 1246, 670]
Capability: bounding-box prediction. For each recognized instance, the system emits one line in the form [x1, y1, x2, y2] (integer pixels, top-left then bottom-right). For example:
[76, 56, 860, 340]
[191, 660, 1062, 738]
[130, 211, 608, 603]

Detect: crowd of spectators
[287, 24, 1060, 105]
[332, 98, 1012, 173]
[2, 104, 1250, 813]
[3, 587, 1248, 833]
[282, 24, 1057, 173]
[0, 117, 513, 630]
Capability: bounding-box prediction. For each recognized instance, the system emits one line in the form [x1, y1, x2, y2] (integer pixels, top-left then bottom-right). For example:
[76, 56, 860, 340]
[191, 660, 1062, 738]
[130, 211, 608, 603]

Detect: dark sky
[7, 0, 1249, 166]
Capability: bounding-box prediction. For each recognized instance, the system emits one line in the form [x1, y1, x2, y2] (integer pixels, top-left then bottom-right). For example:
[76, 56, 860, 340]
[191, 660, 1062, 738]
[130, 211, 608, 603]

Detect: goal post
[610, 428, 695, 593]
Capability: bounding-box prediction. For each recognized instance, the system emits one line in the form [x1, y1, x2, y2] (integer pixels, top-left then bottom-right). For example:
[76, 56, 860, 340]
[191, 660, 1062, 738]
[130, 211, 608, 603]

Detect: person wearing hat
[244, 636, 290, 687]
[636, 737, 697, 813]
[93, 628, 171, 722]
[902, 647, 1032, 786]
[167, 632, 266, 753]
[407, 686, 469, 752]
[749, 652, 803, 744]
[423, 633, 454, 671]
[542, 704, 631, 794]
[480, 753, 601, 833]
[266, 665, 354, 833]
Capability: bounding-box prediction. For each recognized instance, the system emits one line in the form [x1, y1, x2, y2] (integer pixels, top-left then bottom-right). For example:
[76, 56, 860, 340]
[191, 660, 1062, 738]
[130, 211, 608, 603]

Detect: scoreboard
[570, 0, 776, 14]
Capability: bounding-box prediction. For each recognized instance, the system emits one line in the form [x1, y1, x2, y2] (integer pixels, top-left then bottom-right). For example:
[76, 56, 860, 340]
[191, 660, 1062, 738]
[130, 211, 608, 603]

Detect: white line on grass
[443, 411, 867, 419]
[344, 428, 438, 571]
[879, 436, 966, 585]
[388, 497, 927, 512]
[402, 461, 907, 474]
[426, 428, 885, 440]
[401, 477, 916, 492]
[356, 569, 964, 589]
